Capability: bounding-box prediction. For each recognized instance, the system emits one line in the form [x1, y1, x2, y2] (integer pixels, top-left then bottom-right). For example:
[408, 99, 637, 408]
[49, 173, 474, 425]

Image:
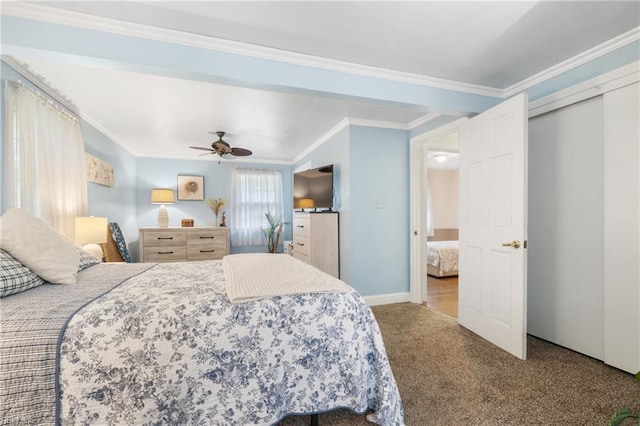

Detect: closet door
[603, 82, 640, 374]
[528, 96, 604, 360]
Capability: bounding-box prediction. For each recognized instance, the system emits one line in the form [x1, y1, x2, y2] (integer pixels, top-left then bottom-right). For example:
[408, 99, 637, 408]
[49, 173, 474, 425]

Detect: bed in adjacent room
[427, 240, 459, 277]
[0, 209, 404, 426]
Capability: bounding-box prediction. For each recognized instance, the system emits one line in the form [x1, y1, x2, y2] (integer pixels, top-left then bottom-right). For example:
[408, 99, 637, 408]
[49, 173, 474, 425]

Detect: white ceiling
[5, 1, 639, 163]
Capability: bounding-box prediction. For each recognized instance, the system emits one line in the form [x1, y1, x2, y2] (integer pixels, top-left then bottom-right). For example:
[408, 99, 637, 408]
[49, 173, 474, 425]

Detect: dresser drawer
[143, 231, 187, 246]
[293, 216, 310, 237]
[143, 245, 187, 263]
[187, 244, 227, 261]
[187, 230, 227, 246]
[292, 235, 310, 256]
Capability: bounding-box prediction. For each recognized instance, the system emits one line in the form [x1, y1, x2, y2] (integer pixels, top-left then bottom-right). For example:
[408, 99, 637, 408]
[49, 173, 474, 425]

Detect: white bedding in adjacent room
[427, 240, 459, 277]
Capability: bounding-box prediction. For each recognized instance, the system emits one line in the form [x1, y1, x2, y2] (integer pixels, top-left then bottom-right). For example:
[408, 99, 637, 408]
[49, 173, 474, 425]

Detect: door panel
[459, 92, 528, 360]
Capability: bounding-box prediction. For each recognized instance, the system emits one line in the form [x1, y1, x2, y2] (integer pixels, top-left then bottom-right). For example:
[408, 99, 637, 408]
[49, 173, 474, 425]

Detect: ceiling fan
[190, 131, 252, 158]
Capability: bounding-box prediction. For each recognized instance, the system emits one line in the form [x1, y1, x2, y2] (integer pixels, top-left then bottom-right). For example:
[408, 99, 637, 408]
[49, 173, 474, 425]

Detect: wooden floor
[426, 275, 459, 319]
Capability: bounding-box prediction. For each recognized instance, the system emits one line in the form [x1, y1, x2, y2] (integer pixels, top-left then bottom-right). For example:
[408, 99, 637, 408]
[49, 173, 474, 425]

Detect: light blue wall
[136, 157, 293, 257]
[350, 126, 410, 297]
[293, 125, 410, 297]
[294, 127, 351, 284]
[81, 126, 138, 258]
[526, 41, 640, 102]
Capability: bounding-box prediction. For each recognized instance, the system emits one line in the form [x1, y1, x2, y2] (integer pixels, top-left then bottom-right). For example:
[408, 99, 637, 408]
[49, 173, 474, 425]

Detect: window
[230, 168, 283, 246]
[4, 81, 87, 239]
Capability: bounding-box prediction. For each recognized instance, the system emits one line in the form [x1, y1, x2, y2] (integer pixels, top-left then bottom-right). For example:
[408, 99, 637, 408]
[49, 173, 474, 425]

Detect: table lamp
[74, 216, 108, 261]
[151, 188, 175, 228]
[297, 198, 315, 210]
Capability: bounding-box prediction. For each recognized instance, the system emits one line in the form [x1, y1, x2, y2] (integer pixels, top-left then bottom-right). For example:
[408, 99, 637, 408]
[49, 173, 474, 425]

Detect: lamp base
[82, 243, 104, 262]
[157, 205, 169, 228]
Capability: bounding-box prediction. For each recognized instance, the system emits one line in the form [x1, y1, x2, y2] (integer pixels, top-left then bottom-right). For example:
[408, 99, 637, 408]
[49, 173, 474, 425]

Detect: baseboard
[363, 292, 412, 307]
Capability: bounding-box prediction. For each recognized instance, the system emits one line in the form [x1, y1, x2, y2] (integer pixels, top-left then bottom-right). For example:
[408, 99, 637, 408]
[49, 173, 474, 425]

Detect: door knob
[502, 240, 521, 249]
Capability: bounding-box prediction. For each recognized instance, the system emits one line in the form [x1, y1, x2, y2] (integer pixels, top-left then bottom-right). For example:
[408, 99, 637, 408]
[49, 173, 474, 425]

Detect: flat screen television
[293, 164, 334, 211]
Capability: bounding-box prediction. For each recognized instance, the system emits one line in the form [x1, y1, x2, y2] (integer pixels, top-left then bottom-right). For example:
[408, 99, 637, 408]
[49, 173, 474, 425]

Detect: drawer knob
[157, 237, 173, 240]
[200, 249, 215, 253]
[296, 242, 305, 246]
[157, 251, 174, 254]
[296, 225, 304, 228]
[200, 236, 215, 239]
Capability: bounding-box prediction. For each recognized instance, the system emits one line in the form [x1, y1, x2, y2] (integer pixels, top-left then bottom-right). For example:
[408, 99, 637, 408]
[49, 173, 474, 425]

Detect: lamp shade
[74, 216, 108, 245]
[297, 198, 315, 209]
[150, 188, 175, 204]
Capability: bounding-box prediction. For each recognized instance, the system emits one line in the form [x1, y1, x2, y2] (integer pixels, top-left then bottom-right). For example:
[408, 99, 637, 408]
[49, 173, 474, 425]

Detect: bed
[0, 209, 404, 426]
[427, 240, 459, 277]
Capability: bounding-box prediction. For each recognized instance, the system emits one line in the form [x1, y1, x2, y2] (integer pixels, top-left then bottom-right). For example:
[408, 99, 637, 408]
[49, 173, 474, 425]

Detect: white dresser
[292, 212, 339, 277]
[139, 227, 230, 263]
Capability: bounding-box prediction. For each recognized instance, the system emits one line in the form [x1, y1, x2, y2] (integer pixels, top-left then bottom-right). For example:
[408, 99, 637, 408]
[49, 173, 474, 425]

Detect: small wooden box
[181, 218, 194, 227]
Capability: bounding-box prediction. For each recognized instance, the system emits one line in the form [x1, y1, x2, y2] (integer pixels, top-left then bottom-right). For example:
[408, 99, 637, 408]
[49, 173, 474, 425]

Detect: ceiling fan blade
[198, 152, 213, 157]
[190, 146, 213, 151]
[231, 147, 252, 156]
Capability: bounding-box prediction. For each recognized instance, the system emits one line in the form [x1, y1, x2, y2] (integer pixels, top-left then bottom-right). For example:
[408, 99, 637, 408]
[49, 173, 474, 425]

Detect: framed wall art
[86, 153, 115, 187]
[177, 175, 204, 200]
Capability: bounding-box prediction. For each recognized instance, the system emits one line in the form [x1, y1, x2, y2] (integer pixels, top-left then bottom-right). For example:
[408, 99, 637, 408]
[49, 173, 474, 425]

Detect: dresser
[139, 227, 230, 263]
[292, 212, 339, 277]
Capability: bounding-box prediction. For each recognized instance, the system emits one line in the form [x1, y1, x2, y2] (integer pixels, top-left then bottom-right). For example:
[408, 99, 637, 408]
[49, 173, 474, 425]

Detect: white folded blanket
[223, 253, 351, 303]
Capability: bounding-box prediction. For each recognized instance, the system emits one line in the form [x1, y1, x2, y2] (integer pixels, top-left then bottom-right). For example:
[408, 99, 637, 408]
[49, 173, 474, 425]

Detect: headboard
[428, 228, 459, 241]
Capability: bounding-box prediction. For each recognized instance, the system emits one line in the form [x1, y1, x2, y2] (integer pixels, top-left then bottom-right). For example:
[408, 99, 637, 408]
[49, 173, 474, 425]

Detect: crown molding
[408, 113, 442, 130]
[137, 152, 292, 165]
[2, 56, 79, 113]
[292, 118, 350, 164]
[1, 2, 502, 98]
[504, 26, 640, 98]
[346, 117, 409, 130]
[2, 55, 137, 156]
[528, 60, 639, 118]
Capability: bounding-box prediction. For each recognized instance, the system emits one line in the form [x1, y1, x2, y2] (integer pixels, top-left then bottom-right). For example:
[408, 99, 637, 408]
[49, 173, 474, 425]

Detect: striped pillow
[77, 247, 100, 271]
[0, 249, 44, 297]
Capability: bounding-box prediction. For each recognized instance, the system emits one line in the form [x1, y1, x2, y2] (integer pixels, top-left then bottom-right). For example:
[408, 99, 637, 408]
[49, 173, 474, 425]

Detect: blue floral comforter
[59, 260, 404, 425]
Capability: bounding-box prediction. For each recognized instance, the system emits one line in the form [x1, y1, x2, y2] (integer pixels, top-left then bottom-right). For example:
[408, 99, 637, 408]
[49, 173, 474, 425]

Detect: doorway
[425, 140, 460, 318]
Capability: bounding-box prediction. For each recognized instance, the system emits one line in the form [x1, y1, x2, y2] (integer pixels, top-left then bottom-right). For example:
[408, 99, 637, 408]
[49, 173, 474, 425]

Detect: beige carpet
[279, 303, 639, 425]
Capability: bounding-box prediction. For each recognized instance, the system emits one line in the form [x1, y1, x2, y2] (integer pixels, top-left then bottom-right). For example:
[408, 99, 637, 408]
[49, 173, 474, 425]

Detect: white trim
[408, 113, 442, 130]
[505, 27, 640, 98]
[2, 56, 78, 113]
[346, 117, 408, 130]
[529, 61, 640, 118]
[410, 117, 468, 144]
[137, 153, 292, 165]
[409, 116, 468, 305]
[363, 292, 411, 307]
[293, 161, 312, 173]
[3, 3, 637, 105]
[292, 116, 412, 164]
[292, 118, 350, 164]
[2, 56, 137, 156]
[1, 2, 501, 98]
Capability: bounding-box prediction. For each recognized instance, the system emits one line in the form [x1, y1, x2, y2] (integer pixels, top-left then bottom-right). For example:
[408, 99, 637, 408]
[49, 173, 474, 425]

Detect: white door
[458, 93, 528, 360]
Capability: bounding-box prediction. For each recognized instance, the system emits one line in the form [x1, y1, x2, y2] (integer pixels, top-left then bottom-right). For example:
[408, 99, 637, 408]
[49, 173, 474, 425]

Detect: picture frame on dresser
[177, 175, 204, 200]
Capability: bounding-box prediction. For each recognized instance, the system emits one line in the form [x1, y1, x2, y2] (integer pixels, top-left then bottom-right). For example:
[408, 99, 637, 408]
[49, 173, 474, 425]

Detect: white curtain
[230, 168, 283, 246]
[426, 182, 435, 237]
[4, 80, 88, 239]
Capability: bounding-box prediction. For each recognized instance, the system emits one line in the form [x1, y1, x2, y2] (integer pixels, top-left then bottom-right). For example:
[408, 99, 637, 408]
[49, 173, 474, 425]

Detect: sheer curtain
[230, 168, 283, 246]
[4, 80, 88, 239]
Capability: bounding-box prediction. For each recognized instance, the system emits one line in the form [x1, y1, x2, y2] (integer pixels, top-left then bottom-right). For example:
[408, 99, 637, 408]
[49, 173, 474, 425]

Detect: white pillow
[0, 208, 80, 284]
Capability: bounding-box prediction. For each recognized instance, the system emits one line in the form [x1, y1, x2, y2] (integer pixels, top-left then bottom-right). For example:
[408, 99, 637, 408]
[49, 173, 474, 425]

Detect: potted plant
[609, 372, 640, 425]
[263, 212, 285, 253]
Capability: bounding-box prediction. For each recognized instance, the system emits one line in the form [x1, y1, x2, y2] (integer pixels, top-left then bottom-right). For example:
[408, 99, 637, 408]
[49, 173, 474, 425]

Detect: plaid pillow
[0, 249, 44, 297]
[77, 247, 100, 271]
